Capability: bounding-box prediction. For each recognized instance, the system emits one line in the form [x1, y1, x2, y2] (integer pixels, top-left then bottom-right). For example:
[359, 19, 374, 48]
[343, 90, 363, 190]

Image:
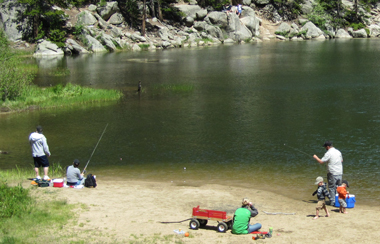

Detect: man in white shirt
[313, 141, 343, 206]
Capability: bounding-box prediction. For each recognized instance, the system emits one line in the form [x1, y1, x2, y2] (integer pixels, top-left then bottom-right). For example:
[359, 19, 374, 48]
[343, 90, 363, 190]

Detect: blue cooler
[335, 194, 356, 208]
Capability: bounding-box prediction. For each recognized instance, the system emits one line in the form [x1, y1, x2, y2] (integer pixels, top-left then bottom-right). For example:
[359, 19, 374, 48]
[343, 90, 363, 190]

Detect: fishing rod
[83, 123, 109, 174]
[283, 143, 312, 157]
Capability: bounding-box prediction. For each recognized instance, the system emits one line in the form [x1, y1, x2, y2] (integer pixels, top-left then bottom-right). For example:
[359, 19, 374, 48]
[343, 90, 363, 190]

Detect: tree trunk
[150, 0, 155, 19]
[157, 0, 163, 21]
[142, 0, 146, 36]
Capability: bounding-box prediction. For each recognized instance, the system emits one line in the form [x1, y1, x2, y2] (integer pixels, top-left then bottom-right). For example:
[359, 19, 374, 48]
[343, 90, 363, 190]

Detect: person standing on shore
[313, 141, 343, 206]
[29, 125, 51, 180]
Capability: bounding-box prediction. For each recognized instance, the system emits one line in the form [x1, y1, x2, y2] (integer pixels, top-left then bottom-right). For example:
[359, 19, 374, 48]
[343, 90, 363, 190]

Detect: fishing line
[83, 123, 109, 174]
[283, 143, 312, 157]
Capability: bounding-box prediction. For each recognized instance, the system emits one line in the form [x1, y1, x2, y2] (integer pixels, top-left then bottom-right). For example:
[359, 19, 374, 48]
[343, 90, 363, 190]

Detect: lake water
[1, 39, 380, 206]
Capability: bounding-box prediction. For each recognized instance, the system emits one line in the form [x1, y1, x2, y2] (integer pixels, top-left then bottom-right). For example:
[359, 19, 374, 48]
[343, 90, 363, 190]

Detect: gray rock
[99, 33, 117, 50]
[131, 44, 141, 51]
[299, 18, 308, 25]
[77, 10, 97, 26]
[111, 27, 123, 38]
[158, 27, 170, 41]
[174, 4, 202, 19]
[33, 40, 64, 56]
[88, 4, 97, 12]
[369, 24, 380, 37]
[161, 41, 171, 48]
[205, 24, 223, 39]
[94, 13, 111, 29]
[226, 13, 252, 41]
[300, 21, 323, 39]
[276, 35, 286, 40]
[223, 38, 235, 44]
[131, 33, 147, 42]
[275, 22, 291, 35]
[351, 28, 368, 38]
[243, 0, 252, 5]
[65, 38, 89, 54]
[97, 1, 120, 21]
[240, 7, 260, 36]
[193, 21, 207, 31]
[335, 29, 352, 38]
[301, 0, 315, 14]
[0, 0, 26, 41]
[108, 13, 124, 25]
[255, 0, 270, 4]
[195, 9, 208, 20]
[207, 11, 228, 28]
[85, 35, 107, 52]
[184, 16, 194, 27]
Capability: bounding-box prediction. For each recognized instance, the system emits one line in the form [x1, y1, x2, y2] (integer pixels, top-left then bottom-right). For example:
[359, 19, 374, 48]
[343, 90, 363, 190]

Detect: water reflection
[2, 39, 380, 206]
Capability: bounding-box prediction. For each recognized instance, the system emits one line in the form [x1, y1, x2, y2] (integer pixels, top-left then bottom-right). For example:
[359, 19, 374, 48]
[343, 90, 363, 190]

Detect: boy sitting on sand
[337, 180, 349, 214]
[312, 176, 331, 220]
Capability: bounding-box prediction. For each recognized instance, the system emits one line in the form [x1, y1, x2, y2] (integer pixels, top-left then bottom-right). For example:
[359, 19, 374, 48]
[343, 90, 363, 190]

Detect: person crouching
[231, 198, 262, 234]
[66, 159, 84, 186]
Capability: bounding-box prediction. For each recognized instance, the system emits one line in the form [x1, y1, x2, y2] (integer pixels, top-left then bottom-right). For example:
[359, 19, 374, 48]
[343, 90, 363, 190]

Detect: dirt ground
[27, 178, 380, 244]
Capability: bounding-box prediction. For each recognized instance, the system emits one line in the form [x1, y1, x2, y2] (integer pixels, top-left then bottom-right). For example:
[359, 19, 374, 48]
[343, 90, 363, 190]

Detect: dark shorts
[33, 155, 49, 168]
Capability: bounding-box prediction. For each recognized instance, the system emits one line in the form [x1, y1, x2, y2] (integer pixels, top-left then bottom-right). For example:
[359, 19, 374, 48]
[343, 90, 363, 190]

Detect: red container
[53, 179, 64, 187]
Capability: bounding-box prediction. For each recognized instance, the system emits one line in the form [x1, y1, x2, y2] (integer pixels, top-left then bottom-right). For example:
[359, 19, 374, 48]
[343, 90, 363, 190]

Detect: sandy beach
[26, 178, 379, 244]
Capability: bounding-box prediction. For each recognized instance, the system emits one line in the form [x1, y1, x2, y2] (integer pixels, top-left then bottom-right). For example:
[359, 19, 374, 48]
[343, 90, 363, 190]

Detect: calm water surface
[1, 39, 380, 206]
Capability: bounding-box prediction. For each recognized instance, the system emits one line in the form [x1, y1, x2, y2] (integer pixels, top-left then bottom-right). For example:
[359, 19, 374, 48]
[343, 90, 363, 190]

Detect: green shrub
[350, 22, 366, 31]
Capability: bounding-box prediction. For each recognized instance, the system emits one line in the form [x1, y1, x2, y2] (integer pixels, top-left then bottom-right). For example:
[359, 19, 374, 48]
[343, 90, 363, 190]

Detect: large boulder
[301, 0, 315, 14]
[335, 29, 352, 38]
[65, 39, 89, 54]
[84, 35, 107, 52]
[226, 13, 252, 41]
[108, 12, 124, 25]
[351, 28, 368, 38]
[76, 10, 97, 26]
[369, 24, 380, 37]
[240, 7, 260, 36]
[205, 24, 223, 39]
[275, 22, 291, 35]
[33, 40, 64, 56]
[255, 0, 270, 4]
[99, 33, 118, 51]
[0, 0, 26, 41]
[300, 21, 324, 39]
[195, 9, 208, 20]
[97, 1, 120, 21]
[174, 4, 202, 19]
[206, 11, 228, 28]
[193, 21, 207, 31]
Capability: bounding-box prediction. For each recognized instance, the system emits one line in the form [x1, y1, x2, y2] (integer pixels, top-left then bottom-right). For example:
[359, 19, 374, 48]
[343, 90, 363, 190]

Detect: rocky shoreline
[2, 0, 380, 56]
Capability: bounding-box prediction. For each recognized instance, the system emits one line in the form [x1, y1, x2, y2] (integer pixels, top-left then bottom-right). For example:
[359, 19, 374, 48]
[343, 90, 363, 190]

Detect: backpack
[84, 174, 97, 188]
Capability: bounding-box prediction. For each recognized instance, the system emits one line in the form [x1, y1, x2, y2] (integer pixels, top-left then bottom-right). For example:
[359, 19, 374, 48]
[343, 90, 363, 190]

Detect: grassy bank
[0, 83, 123, 113]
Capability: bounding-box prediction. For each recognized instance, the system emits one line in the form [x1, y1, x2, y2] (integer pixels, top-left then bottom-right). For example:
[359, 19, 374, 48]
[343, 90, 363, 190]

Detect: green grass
[0, 83, 123, 112]
[0, 162, 65, 182]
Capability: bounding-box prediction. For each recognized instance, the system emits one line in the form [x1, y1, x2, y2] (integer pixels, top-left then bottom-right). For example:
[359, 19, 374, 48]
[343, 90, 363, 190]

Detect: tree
[16, 0, 67, 45]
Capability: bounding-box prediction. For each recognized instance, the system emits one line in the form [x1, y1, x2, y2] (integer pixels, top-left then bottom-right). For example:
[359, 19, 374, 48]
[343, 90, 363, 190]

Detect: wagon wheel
[217, 222, 228, 233]
[189, 219, 200, 230]
[199, 219, 208, 227]
[265, 233, 272, 238]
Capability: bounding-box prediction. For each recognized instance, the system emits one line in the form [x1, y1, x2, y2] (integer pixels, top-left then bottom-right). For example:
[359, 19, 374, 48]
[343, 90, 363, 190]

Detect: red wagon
[189, 206, 233, 232]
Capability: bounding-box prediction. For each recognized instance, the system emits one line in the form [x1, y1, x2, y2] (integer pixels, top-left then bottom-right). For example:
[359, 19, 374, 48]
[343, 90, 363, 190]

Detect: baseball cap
[342, 180, 349, 187]
[315, 176, 323, 184]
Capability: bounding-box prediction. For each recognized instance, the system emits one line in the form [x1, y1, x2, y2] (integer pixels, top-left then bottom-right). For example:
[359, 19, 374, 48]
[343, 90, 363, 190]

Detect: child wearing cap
[337, 180, 349, 214]
[312, 176, 331, 220]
